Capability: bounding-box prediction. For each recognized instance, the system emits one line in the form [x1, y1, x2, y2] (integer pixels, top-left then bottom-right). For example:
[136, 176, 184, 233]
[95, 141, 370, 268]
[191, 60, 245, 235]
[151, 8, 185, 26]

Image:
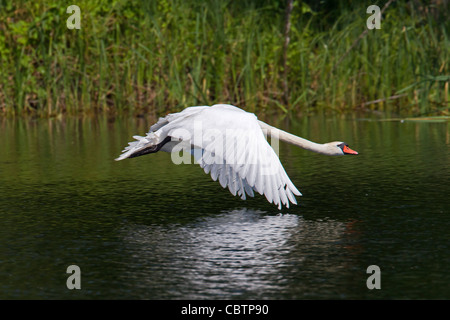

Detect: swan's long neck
[258, 120, 329, 155]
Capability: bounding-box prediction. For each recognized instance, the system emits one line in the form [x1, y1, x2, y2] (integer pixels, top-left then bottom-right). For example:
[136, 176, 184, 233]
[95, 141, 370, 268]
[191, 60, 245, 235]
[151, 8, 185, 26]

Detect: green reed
[0, 0, 448, 117]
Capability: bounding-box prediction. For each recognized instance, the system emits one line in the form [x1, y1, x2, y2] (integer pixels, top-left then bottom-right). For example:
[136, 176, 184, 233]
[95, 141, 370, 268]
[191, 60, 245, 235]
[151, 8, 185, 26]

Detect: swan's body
[116, 104, 358, 209]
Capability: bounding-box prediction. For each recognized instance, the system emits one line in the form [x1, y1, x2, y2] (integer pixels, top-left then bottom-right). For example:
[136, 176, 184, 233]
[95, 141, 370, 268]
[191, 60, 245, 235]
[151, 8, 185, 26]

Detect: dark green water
[0, 115, 448, 299]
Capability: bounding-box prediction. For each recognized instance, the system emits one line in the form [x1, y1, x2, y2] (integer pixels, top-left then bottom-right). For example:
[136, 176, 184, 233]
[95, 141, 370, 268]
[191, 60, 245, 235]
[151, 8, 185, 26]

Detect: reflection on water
[122, 210, 299, 299]
[120, 209, 352, 299]
[0, 116, 449, 299]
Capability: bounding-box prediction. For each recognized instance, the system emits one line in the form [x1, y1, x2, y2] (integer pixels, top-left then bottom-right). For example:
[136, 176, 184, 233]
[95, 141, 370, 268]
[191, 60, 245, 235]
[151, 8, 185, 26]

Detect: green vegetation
[0, 0, 448, 117]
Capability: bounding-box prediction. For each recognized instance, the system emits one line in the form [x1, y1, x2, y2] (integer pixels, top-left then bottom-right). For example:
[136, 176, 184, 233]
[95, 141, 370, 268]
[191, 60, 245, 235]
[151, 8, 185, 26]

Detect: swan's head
[325, 142, 359, 156]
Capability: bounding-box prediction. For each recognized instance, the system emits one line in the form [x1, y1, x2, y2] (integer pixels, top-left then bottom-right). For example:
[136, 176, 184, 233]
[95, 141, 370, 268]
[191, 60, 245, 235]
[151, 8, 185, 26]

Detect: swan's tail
[115, 134, 170, 161]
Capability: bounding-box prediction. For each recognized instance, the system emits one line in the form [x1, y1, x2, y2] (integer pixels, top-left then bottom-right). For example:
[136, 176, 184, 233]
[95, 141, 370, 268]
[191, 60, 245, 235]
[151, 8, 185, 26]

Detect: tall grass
[0, 0, 448, 117]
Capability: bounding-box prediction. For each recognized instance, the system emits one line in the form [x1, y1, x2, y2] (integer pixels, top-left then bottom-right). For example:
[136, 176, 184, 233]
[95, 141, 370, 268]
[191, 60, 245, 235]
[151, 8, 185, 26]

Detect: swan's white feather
[116, 104, 302, 209]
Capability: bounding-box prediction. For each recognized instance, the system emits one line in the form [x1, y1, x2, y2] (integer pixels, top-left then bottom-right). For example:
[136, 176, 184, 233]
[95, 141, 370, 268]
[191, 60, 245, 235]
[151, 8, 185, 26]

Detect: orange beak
[343, 145, 358, 155]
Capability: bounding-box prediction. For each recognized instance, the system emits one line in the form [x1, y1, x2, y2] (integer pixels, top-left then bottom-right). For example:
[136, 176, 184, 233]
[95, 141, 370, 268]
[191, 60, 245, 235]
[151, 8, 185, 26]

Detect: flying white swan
[116, 104, 358, 209]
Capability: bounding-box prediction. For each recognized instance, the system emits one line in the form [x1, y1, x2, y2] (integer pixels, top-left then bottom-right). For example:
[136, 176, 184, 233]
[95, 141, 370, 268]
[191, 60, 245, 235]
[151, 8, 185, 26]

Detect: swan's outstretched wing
[188, 105, 301, 209]
[116, 104, 301, 209]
